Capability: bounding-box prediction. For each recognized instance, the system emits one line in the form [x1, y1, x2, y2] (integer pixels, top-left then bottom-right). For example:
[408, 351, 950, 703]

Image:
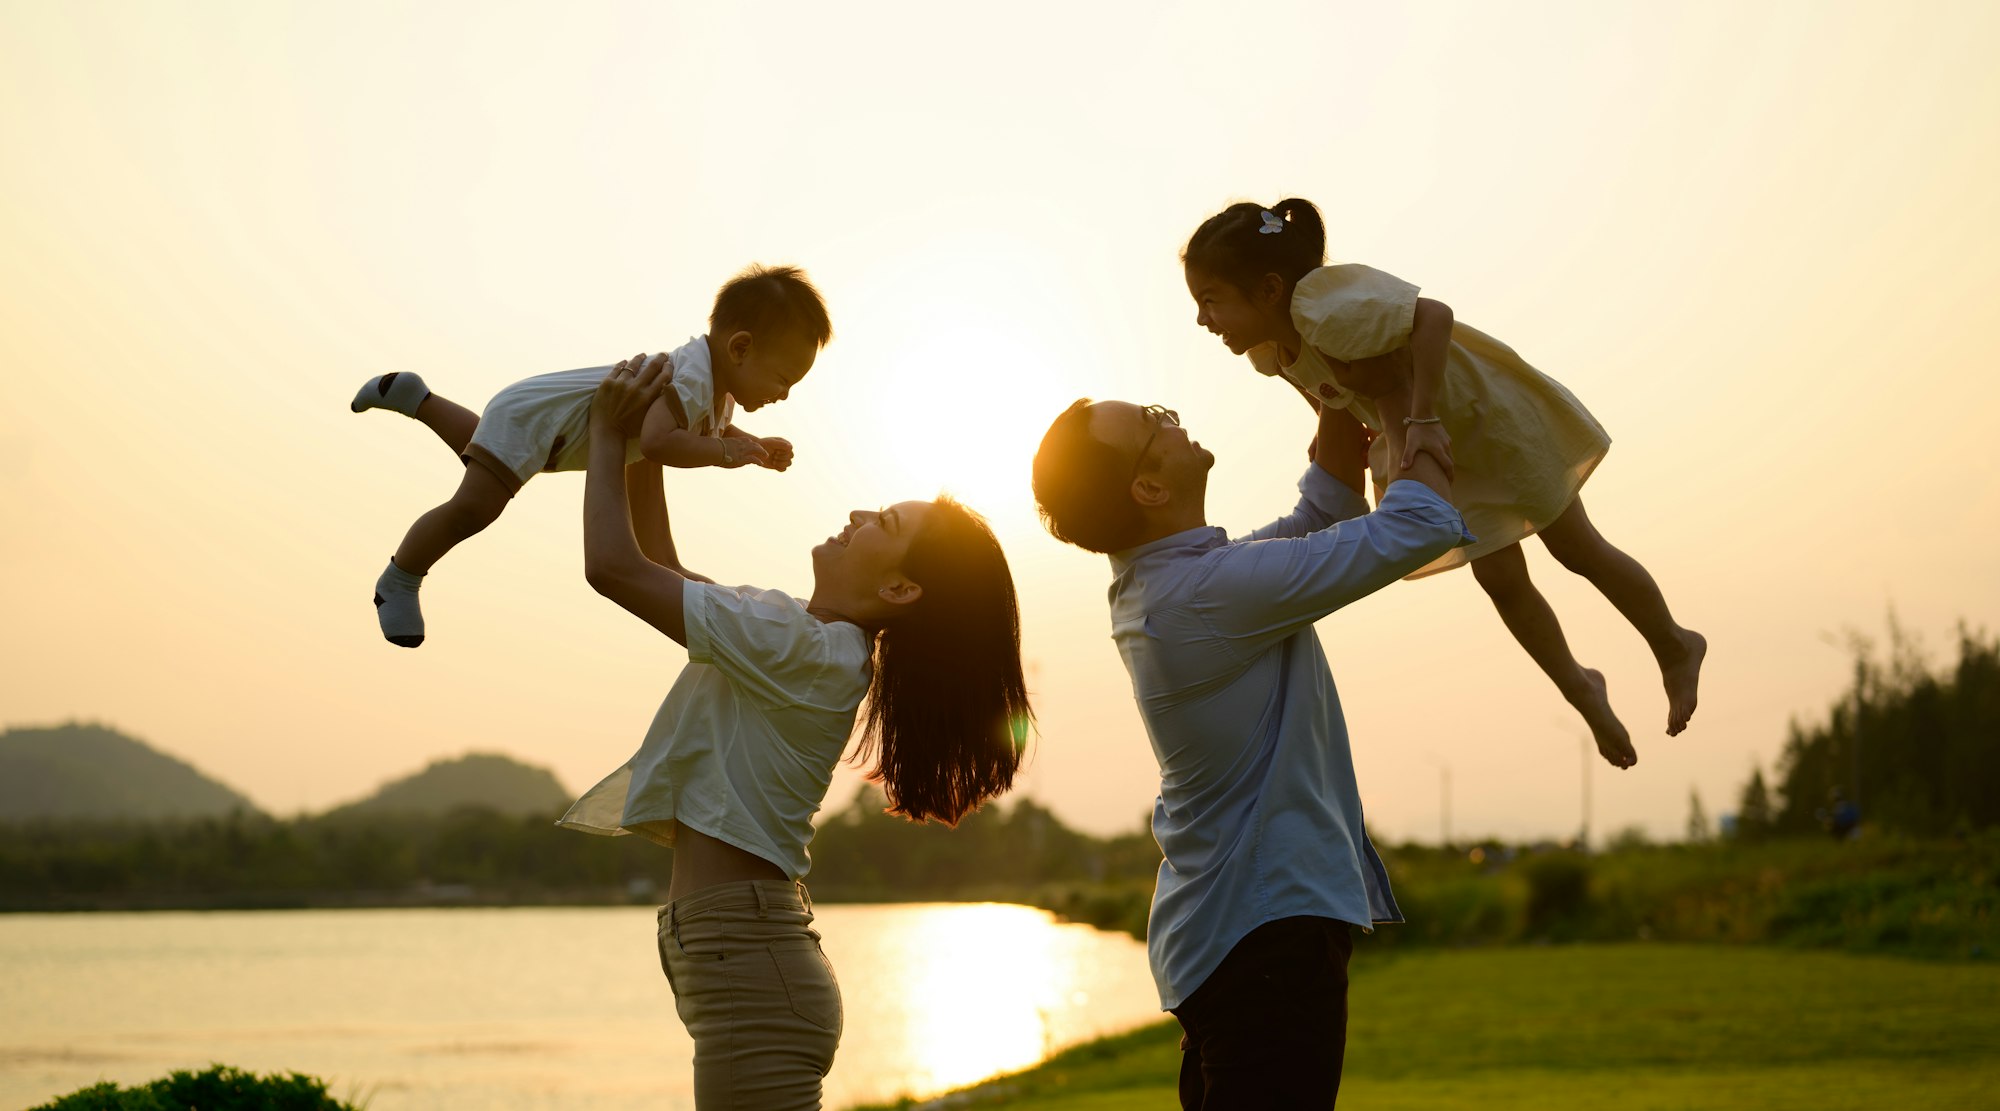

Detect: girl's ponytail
[1269, 197, 1327, 262]
[1182, 197, 1327, 295]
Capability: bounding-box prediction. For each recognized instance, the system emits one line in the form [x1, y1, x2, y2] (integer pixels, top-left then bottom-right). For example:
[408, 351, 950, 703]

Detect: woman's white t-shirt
[558, 581, 872, 881]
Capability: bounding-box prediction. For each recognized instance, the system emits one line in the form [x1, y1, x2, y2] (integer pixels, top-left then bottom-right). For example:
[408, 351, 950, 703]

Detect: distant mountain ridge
[321, 752, 573, 820]
[0, 724, 573, 824]
[0, 723, 261, 821]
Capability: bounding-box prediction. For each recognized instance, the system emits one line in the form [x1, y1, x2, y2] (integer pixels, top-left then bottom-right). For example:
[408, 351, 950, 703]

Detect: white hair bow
[1259, 210, 1284, 235]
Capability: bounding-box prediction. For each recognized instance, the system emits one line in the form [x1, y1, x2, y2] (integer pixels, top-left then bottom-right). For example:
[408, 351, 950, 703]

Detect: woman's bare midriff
[668, 825, 786, 901]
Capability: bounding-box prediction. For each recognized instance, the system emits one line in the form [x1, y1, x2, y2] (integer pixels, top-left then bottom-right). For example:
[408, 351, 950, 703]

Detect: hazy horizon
[5, 1, 1997, 844]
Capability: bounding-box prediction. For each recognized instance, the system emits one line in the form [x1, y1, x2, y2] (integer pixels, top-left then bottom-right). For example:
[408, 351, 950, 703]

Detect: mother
[559, 354, 1030, 1110]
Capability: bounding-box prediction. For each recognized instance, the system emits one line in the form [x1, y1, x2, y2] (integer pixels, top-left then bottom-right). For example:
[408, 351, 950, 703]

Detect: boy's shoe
[351, 372, 431, 418]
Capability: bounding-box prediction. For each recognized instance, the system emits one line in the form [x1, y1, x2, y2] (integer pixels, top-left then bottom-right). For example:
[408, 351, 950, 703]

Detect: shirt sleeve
[1234, 465, 1372, 543]
[1196, 480, 1471, 655]
[683, 581, 854, 710]
[667, 358, 718, 437]
[1292, 264, 1422, 362]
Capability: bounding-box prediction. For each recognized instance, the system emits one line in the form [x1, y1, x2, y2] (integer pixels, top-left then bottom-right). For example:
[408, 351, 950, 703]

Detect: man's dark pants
[1170, 915, 1353, 1110]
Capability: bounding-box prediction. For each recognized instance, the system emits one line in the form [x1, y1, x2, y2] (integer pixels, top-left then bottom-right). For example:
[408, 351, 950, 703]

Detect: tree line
[1732, 620, 1997, 840]
[0, 786, 1162, 911]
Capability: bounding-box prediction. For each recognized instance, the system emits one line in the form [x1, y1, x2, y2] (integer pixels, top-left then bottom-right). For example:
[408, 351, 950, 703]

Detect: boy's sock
[374, 559, 426, 648]
[351, 372, 431, 417]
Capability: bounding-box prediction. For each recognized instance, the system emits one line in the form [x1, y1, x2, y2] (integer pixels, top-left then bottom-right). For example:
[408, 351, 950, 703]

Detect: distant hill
[0, 723, 262, 821]
[322, 752, 572, 820]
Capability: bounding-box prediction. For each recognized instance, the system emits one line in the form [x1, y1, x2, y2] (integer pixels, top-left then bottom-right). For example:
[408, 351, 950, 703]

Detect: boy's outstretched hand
[754, 437, 795, 472]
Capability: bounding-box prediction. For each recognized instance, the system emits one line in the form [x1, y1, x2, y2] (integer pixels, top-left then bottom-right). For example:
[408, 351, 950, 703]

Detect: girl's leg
[372, 463, 513, 647]
[1470, 543, 1637, 768]
[1537, 497, 1706, 735]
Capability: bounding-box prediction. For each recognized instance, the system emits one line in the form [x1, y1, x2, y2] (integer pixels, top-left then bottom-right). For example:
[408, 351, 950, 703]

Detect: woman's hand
[592, 352, 670, 437]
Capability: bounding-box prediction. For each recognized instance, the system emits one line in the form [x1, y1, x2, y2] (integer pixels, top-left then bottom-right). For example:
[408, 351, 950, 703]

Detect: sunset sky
[3, 0, 1996, 843]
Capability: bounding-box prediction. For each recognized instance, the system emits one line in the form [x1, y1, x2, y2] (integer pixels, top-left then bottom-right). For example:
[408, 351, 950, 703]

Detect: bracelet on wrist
[1403, 415, 1444, 426]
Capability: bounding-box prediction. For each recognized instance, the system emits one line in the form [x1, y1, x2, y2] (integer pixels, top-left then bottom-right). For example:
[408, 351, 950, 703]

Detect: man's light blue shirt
[1107, 468, 1471, 1009]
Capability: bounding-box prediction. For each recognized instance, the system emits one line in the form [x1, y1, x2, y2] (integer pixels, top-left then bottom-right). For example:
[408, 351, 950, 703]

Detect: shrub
[31, 1065, 359, 1111]
[1521, 851, 1593, 939]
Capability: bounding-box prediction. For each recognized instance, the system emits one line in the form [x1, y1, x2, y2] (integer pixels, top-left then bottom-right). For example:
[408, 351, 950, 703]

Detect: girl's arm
[585, 357, 691, 645]
[1393, 297, 1457, 476]
[1406, 297, 1455, 422]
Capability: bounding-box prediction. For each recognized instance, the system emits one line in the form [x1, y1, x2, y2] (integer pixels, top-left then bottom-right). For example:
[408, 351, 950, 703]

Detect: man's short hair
[1032, 399, 1146, 554]
[710, 264, 833, 348]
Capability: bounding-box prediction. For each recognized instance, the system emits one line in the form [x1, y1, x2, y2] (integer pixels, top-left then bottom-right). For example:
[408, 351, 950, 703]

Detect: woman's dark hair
[854, 495, 1031, 824]
[1181, 198, 1327, 297]
[710, 263, 834, 348]
[1031, 399, 1146, 554]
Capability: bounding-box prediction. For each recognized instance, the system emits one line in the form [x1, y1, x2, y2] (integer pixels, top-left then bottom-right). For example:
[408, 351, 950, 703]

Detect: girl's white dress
[1247, 264, 1610, 578]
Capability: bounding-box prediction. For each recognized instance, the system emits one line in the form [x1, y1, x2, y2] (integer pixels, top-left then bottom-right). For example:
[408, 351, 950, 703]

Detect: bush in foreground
[32, 1065, 359, 1111]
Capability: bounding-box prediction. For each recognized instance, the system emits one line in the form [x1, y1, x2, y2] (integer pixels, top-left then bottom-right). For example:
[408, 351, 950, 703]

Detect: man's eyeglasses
[1131, 405, 1181, 481]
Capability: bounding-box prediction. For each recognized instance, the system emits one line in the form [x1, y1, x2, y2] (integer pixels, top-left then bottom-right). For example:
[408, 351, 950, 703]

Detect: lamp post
[1556, 720, 1590, 849]
[1581, 731, 1592, 849]
[1423, 752, 1452, 849]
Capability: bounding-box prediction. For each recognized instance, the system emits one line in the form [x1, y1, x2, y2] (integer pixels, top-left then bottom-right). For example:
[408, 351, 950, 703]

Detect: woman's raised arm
[584, 354, 692, 645]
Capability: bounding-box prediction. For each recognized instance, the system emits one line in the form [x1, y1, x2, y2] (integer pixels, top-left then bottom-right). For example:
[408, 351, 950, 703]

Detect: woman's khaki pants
[658, 879, 843, 1110]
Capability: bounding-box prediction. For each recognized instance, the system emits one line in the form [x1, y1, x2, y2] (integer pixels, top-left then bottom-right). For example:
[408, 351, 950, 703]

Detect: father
[1032, 397, 1466, 1108]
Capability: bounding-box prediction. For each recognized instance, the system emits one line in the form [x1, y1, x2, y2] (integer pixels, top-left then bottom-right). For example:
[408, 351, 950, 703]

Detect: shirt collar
[1108, 525, 1228, 574]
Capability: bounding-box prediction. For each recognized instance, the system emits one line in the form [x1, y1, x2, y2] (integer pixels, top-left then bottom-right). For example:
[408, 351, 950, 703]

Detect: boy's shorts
[462, 366, 612, 495]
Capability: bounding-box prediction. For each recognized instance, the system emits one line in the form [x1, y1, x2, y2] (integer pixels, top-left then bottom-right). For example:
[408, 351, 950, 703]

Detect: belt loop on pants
[754, 882, 769, 918]
[797, 881, 812, 912]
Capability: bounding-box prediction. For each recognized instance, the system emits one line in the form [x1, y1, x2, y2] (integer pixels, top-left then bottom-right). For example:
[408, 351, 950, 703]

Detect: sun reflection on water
[823, 902, 1151, 1102]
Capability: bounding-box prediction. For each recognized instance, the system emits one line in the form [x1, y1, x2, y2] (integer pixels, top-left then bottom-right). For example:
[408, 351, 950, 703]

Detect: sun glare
[827, 247, 1100, 534]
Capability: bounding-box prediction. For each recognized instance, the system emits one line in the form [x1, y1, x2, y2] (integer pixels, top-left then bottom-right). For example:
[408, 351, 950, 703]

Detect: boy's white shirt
[665, 336, 735, 437]
[462, 335, 729, 487]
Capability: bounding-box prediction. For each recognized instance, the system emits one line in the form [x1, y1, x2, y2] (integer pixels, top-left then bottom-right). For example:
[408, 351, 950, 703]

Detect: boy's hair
[1032, 399, 1147, 554]
[710, 264, 833, 348]
[1181, 198, 1328, 297]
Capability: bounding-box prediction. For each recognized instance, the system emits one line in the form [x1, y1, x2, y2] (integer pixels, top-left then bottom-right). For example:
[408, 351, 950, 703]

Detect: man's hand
[753, 436, 794, 472]
[593, 352, 670, 437]
[1312, 405, 1375, 495]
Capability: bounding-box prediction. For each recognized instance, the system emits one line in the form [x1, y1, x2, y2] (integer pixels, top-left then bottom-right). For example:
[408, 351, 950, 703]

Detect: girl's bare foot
[1662, 629, 1707, 736]
[1576, 668, 1636, 768]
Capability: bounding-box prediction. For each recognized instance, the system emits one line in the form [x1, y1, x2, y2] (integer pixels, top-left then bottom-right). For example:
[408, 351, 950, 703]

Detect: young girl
[1182, 198, 1704, 768]
[559, 354, 1032, 1109]
[350, 263, 824, 647]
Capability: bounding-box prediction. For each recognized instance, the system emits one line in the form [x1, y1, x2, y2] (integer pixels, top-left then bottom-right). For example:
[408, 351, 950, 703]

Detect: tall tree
[1735, 767, 1775, 842]
[1685, 787, 1710, 844]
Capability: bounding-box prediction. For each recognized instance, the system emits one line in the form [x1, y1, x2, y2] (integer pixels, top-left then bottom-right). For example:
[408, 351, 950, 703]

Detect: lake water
[0, 903, 1162, 1110]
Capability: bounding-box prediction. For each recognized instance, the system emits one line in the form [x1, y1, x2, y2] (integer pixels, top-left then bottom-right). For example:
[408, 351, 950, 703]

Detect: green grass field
[853, 944, 2000, 1110]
